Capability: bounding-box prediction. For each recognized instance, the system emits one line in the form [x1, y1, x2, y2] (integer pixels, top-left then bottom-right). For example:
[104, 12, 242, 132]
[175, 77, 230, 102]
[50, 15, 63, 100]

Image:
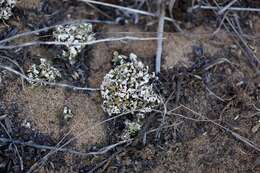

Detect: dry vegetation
[0, 0, 259, 172]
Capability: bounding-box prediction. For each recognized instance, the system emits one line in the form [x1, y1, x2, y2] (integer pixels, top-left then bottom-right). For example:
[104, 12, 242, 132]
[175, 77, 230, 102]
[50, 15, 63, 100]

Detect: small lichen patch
[62, 106, 74, 121]
[121, 120, 142, 140]
[27, 58, 61, 85]
[53, 23, 95, 64]
[0, 0, 16, 20]
[101, 52, 161, 139]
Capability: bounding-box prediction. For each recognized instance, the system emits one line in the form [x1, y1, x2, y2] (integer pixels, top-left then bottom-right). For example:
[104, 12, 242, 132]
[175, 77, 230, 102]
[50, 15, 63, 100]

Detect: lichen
[27, 58, 61, 85]
[62, 106, 73, 121]
[101, 52, 161, 139]
[121, 120, 142, 139]
[0, 0, 16, 20]
[101, 52, 161, 116]
[53, 23, 95, 65]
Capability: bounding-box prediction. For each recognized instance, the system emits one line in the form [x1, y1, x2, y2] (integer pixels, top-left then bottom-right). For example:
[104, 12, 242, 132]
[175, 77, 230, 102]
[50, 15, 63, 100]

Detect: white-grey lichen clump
[53, 23, 95, 65]
[63, 106, 73, 121]
[0, 0, 16, 20]
[101, 52, 161, 139]
[27, 58, 61, 85]
[101, 52, 161, 115]
[121, 120, 142, 139]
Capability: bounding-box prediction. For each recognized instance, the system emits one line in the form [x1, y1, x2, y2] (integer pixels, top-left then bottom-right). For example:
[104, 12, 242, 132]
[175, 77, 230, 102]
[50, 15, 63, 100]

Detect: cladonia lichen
[0, 0, 16, 20]
[27, 58, 61, 85]
[121, 120, 142, 139]
[62, 106, 73, 121]
[101, 52, 161, 139]
[101, 52, 161, 115]
[53, 23, 95, 65]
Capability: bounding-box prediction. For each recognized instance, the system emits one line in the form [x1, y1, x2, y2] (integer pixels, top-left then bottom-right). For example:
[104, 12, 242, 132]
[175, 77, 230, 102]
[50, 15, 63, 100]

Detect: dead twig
[155, 0, 165, 74]
[0, 137, 129, 157]
[0, 19, 115, 45]
[0, 55, 25, 90]
[157, 104, 260, 152]
[0, 36, 164, 50]
[192, 5, 260, 13]
[27, 108, 149, 173]
[173, 105, 260, 152]
[155, 97, 167, 140]
[85, 2, 114, 20]
[0, 64, 100, 91]
[217, 0, 238, 15]
[168, 0, 176, 19]
[206, 0, 260, 73]
[0, 122, 24, 171]
[78, 0, 183, 32]
[147, 121, 183, 134]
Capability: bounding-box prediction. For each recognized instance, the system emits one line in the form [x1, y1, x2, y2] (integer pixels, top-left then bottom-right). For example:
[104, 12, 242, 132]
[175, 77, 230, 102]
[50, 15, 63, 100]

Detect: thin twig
[0, 122, 24, 171]
[85, 2, 114, 20]
[0, 55, 25, 90]
[0, 64, 100, 91]
[0, 19, 115, 45]
[0, 36, 163, 49]
[193, 5, 260, 13]
[218, 0, 238, 15]
[0, 137, 129, 157]
[27, 108, 149, 173]
[178, 104, 260, 152]
[213, 12, 228, 35]
[155, 1, 165, 74]
[169, 0, 176, 19]
[147, 121, 183, 134]
[209, 0, 260, 73]
[155, 100, 167, 139]
[78, 0, 183, 32]
[161, 104, 260, 152]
